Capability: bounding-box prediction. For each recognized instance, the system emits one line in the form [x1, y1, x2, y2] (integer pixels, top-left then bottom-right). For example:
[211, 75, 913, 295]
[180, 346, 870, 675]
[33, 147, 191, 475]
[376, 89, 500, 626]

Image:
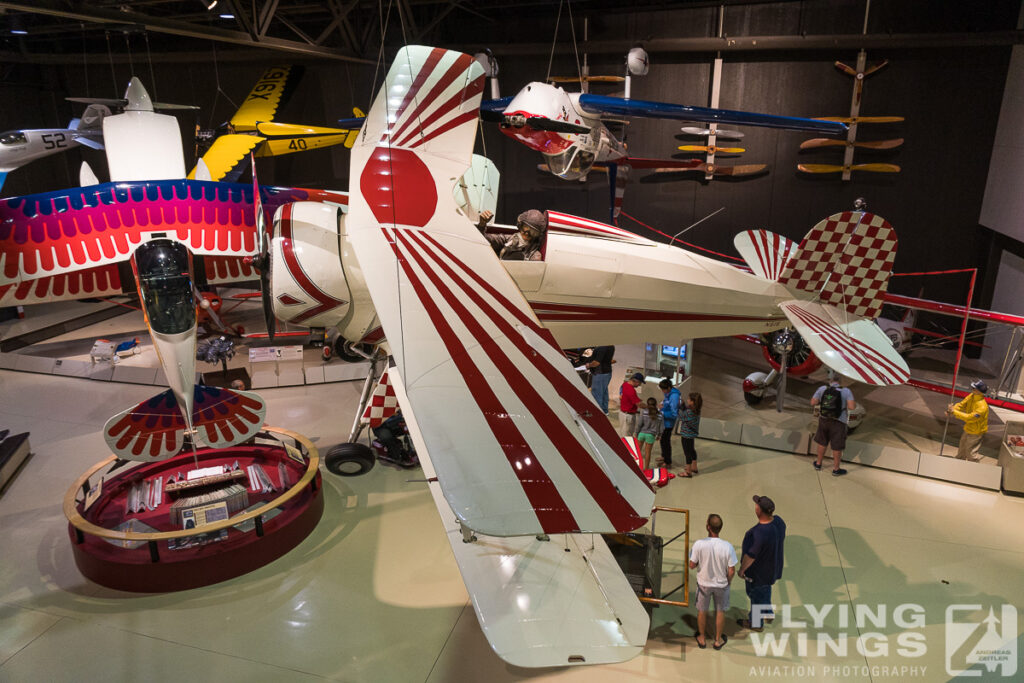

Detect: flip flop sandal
[695, 635, 707, 649]
[713, 634, 728, 650]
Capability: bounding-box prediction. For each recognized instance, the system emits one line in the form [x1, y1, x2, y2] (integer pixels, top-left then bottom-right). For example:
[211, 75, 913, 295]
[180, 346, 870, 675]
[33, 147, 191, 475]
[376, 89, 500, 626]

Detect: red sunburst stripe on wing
[381, 228, 579, 533]
[784, 304, 906, 384]
[400, 75, 485, 148]
[278, 204, 347, 324]
[787, 303, 908, 381]
[783, 304, 882, 383]
[386, 48, 446, 143]
[389, 51, 474, 146]
[416, 231, 649, 481]
[407, 230, 649, 529]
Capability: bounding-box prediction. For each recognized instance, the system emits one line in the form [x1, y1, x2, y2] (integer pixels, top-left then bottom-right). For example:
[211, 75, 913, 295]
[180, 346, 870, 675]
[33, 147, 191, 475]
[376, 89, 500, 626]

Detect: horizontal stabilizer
[399, 372, 649, 668]
[104, 385, 266, 461]
[779, 300, 910, 386]
[734, 229, 796, 282]
[75, 136, 104, 151]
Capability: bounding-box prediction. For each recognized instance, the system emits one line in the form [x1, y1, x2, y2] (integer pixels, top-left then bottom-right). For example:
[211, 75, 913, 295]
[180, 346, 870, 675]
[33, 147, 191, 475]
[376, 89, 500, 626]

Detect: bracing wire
[545, 0, 564, 83]
[566, 1, 584, 89]
[104, 30, 118, 96]
[209, 42, 239, 128]
[80, 24, 89, 96]
[144, 31, 158, 103]
[123, 31, 135, 78]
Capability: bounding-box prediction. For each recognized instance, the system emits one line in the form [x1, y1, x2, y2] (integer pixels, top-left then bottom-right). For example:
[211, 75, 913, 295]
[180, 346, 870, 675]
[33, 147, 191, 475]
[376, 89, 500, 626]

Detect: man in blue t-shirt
[737, 495, 786, 631]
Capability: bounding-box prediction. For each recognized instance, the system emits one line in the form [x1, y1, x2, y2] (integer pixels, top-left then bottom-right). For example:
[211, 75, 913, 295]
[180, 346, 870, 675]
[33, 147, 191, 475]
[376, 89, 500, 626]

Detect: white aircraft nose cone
[124, 76, 154, 112]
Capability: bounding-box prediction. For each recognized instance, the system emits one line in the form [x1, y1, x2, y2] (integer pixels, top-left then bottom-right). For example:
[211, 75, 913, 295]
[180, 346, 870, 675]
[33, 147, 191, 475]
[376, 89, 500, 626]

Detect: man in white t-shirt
[688, 513, 738, 650]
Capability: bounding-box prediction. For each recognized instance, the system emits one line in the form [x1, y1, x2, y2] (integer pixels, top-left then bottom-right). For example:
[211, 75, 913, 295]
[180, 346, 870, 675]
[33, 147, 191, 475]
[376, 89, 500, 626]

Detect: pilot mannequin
[476, 209, 546, 261]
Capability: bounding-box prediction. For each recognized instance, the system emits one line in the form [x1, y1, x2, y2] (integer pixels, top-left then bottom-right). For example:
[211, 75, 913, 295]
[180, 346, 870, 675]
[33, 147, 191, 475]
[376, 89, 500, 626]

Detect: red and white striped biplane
[0, 46, 910, 667]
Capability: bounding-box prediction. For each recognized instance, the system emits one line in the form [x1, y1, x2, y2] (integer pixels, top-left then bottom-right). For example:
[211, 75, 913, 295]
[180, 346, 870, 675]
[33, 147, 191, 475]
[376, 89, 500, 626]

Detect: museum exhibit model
[2, 0, 1024, 678]
[64, 427, 323, 592]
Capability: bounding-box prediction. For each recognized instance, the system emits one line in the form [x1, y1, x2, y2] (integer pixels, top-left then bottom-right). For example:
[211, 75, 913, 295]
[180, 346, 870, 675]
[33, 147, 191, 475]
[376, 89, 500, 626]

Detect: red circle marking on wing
[359, 147, 437, 227]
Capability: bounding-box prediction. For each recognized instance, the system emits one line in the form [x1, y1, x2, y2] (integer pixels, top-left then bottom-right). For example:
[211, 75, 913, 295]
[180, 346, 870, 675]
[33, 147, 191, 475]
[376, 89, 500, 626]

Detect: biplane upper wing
[0, 181, 344, 288]
[346, 45, 654, 538]
[229, 66, 299, 130]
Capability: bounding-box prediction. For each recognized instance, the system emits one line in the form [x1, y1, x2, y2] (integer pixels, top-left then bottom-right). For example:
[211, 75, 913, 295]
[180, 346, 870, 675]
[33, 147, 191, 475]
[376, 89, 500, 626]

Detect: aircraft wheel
[742, 372, 768, 405]
[325, 443, 376, 476]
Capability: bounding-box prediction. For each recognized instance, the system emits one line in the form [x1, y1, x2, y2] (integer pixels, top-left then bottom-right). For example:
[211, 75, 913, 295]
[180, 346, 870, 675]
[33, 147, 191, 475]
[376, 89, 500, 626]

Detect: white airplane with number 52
[0, 46, 908, 668]
[0, 104, 108, 191]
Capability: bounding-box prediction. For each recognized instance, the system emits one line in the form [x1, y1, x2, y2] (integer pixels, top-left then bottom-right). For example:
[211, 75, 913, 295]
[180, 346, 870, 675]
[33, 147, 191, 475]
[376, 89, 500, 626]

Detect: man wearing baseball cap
[946, 379, 990, 461]
[619, 372, 645, 437]
[737, 494, 786, 631]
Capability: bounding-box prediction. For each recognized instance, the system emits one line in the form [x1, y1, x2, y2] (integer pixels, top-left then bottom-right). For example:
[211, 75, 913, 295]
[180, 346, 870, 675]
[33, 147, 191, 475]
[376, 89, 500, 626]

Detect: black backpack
[819, 385, 843, 418]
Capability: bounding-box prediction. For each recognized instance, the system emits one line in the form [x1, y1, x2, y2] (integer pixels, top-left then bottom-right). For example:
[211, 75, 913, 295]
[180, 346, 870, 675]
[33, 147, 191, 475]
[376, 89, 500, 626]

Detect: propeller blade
[525, 116, 591, 135]
[250, 154, 276, 341]
[479, 108, 506, 123]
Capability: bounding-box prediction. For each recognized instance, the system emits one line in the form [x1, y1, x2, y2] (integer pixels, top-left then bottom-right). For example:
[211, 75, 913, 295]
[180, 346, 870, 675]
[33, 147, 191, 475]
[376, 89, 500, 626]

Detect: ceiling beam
[454, 30, 1024, 57]
[0, 0, 373, 64]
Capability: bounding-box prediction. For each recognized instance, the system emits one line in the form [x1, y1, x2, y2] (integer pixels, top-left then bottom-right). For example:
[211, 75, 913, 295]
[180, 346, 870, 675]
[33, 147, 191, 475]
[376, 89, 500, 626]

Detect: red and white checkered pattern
[361, 370, 400, 427]
[779, 212, 897, 320]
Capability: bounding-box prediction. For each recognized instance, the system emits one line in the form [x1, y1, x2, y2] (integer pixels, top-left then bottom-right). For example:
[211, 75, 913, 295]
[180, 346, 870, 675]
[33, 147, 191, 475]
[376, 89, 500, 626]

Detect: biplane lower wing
[389, 363, 648, 667]
[346, 45, 654, 539]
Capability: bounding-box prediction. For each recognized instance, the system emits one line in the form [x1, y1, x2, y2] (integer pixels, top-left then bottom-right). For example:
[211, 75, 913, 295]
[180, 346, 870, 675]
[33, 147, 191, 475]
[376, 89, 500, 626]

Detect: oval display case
[65, 426, 323, 592]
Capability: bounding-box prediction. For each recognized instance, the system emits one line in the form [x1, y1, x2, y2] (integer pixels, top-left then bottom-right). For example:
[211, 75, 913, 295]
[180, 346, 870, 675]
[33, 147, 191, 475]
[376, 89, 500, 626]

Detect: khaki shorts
[696, 583, 730, 612]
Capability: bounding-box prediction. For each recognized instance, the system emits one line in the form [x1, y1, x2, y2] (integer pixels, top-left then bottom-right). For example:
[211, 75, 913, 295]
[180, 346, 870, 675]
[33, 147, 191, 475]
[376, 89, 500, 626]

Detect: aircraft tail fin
[68, 117, 81, 131]
[778, 211, 898, 320]
[104, 385, 267, 462]
[733, 229, 797, 282]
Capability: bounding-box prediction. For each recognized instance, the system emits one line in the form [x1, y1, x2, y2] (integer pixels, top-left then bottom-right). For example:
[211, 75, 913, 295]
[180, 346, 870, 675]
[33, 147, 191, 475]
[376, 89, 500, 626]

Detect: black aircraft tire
[743, 391, 763, 406]
[325, 443, 376, 476]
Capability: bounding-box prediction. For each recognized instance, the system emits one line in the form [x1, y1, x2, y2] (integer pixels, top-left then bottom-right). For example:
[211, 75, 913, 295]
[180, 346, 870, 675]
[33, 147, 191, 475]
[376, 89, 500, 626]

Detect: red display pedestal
[65, 427, 322, 592]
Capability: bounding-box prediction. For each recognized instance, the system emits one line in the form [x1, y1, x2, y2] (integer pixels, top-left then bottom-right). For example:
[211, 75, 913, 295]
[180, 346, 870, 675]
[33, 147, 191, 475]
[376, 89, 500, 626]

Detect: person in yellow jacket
[946, 379, 990, 461]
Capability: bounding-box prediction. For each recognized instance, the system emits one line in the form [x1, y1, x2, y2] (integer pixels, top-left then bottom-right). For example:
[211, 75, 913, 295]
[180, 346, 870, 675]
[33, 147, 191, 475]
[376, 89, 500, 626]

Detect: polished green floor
[0, 368, 1021, 682]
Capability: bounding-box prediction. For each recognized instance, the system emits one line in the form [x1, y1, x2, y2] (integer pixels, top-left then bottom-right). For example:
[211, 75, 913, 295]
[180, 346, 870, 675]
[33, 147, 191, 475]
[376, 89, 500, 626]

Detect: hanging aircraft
[0, 76, 347, 462]
[1, 47, 908, 668]
[477, 47, 848, 221]
[186, 65, 363, 182]
[0, 104, 109, 192]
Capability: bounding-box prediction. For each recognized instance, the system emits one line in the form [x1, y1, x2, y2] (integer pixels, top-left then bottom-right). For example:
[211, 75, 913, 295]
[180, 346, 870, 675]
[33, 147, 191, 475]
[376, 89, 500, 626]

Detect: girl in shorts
[679, 392, 703, 477]
[635, 397, 663, 469]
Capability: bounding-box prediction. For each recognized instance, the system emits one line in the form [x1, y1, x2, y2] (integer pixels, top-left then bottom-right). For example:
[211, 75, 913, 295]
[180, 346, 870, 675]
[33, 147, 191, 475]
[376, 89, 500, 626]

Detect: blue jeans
[591, 372, 611, 414]
[746, 582, 774, 627]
